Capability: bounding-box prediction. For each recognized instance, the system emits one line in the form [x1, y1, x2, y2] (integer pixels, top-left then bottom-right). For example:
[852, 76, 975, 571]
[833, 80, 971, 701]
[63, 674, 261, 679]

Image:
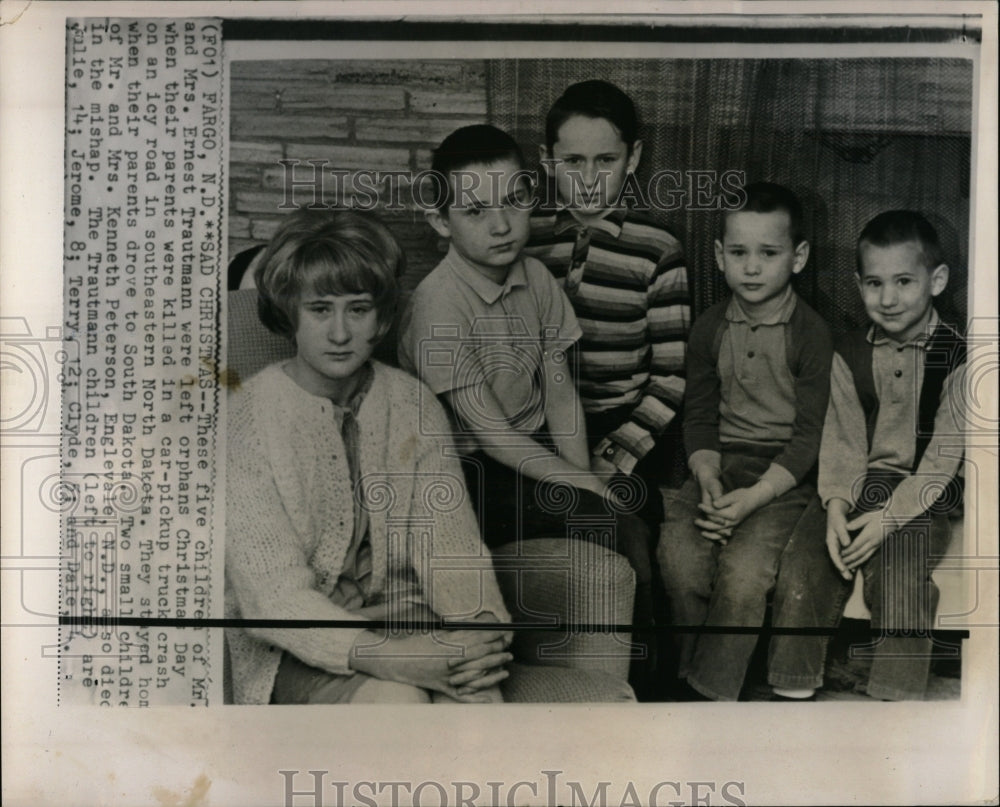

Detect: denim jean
[658, 452, 817, 700]
[770, 463, 956, 700]
[859, 510, 953, 700]
[768, 495, 849, 690]
[777, 508, 953, 700]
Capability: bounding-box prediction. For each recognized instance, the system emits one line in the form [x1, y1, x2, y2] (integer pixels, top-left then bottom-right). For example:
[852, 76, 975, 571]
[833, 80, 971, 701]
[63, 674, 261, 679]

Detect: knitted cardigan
[225, 361, 510, 705]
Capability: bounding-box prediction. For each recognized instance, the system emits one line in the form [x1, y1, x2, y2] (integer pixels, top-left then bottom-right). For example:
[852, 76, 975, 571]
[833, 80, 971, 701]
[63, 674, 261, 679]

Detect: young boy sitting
[523, 80, 690, 526]
[812, 210, 966, 700]
[657, 181, 833, 701]
[397, 124, 654, 637]
[225, 208, 513, 704]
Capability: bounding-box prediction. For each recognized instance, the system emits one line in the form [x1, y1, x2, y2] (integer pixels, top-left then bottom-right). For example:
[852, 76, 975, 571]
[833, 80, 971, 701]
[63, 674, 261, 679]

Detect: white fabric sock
[772, 686, 816, 699]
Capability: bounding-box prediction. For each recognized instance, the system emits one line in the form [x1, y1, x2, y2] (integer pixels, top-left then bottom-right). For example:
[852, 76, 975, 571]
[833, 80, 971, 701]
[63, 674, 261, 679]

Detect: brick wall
[228, 60, 488, 295]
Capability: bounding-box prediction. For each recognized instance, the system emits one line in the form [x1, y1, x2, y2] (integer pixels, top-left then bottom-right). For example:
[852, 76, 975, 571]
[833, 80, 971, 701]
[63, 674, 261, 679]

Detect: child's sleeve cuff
[593, 439, 639, 476]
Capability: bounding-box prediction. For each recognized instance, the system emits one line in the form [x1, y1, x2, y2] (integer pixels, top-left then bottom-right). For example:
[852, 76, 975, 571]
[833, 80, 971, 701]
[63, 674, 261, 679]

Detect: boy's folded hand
[697, 484, 772, 529]
[695, 524, 732, 544]
[692, 475, 732, 542]
[693, 468, 724, 510]
[841, 509, 888, 570]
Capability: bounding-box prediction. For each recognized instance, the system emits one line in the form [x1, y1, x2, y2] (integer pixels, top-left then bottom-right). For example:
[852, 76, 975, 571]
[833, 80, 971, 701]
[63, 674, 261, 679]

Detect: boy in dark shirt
[658, 182, 833, 701]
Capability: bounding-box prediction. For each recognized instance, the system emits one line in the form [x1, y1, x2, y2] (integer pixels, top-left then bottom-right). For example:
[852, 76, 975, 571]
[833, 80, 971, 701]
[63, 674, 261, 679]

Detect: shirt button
[605, 447, 615, 457]
[747, 350, 755, 358]
[894, 369, 903, 378]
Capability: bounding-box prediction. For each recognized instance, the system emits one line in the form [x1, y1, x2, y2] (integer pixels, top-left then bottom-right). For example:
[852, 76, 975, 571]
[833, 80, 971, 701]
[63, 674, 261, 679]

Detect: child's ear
[792, 240, 810, 275]
[929, 263, 949, 297]
[425, 207, 451, 240]
[626, 140, 643, 174]
[714, 239, 726, 272]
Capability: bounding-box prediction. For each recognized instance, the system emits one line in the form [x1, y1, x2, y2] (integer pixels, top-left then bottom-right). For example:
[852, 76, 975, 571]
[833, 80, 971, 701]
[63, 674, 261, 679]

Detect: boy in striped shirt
[524, 80, 691, 528]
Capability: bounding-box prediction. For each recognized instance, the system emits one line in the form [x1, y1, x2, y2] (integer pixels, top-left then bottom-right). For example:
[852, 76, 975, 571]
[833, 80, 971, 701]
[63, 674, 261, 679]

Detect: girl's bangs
[297, 242, 387, 300]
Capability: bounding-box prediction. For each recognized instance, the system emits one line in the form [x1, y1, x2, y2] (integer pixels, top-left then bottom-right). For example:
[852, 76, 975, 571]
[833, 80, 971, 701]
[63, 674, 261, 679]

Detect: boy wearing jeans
[657, 182, 833, 701]
[809, 210, 966, 700]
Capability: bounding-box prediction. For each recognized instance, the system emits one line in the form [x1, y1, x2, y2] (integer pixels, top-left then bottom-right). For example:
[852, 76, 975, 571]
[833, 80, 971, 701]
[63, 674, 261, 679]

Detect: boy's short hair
[722, 181, 805, 246]
[856, 210, 945, 274]
[429, 124, 525, 210]
[545, 79, 638, 151]
[255, 208, 402, 341]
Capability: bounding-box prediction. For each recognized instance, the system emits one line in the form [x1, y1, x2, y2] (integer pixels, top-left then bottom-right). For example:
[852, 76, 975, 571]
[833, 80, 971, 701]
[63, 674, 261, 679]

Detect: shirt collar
[725, 285, 797, 326]
[329, 361, 374, 418]
[443, 245, 527, 305]
[868, 308, 940, 348]
[552, 205, 628, 239]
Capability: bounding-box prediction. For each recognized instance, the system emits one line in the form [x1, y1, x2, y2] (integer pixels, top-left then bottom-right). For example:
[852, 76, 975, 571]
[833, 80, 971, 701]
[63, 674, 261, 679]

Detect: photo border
[1, 2, 997, 805]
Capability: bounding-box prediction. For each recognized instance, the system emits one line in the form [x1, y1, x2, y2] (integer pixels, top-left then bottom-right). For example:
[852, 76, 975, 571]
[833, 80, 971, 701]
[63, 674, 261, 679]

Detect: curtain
[486, 58, 971, 331]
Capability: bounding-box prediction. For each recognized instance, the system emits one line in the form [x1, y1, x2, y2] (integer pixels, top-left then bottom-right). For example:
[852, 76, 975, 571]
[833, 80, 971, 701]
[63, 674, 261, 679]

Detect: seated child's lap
[462, 449, 652, 583]
[270, 603, 439, 705]
[272, 650, 371, 704]
[662, 452, 814, 518]
[660, 453, 817, 571]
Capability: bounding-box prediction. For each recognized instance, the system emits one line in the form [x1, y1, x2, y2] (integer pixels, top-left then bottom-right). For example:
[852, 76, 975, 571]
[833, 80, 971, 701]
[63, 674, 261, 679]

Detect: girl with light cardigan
[225, 209, 512, 704]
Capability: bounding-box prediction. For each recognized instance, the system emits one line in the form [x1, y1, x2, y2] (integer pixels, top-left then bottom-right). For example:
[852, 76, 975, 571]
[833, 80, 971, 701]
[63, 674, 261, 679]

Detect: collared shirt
[684, 288, 833, 495]
[553, 205, 629, 236]
[525, 205, 690, 474]
[398, 245, 582, 451]
[710, 286, 799, 494]
[819, 308, 967, 522]
[867, 308, 941, 473]
[718, 285, 798, 450]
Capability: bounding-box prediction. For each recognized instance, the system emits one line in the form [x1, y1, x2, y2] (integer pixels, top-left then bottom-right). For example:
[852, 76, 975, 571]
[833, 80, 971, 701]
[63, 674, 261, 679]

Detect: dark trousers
[460, 450, 653, 630]
[583, 406, 676, 695]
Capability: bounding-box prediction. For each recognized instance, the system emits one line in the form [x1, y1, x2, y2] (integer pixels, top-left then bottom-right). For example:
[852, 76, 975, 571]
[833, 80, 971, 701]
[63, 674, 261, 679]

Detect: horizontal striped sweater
[524, 206, 690, 473]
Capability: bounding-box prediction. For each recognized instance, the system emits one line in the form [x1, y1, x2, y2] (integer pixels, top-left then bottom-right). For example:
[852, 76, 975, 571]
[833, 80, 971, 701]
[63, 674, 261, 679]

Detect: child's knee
[657, 525, 714, 582]
[661, 483, 702, 523]
[715, 563, 775, 608]
[350, 679, 431, 704]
